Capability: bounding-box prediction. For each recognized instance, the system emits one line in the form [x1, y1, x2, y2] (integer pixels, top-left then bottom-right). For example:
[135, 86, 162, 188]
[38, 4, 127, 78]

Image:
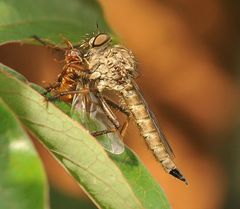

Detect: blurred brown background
[1, 0, 240, 209]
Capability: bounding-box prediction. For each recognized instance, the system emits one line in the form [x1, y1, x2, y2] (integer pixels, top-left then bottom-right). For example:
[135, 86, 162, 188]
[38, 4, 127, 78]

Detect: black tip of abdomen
[169, 168, 188, 185]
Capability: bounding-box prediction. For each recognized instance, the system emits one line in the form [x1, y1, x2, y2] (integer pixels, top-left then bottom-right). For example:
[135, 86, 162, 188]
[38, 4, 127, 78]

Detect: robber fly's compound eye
[90, 33, 111, 47]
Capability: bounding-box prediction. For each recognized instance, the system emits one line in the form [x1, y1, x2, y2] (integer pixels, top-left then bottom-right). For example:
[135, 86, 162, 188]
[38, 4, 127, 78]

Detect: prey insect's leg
[93, 95, 132, 139]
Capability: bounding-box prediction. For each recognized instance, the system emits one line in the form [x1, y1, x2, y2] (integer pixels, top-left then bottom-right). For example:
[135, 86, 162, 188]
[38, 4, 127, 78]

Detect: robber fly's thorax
[84, 35, 137, 92]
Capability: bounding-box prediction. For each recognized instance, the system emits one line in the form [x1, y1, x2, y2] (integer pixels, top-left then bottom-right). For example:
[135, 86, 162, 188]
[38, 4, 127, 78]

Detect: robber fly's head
[88, 33, 111, 49]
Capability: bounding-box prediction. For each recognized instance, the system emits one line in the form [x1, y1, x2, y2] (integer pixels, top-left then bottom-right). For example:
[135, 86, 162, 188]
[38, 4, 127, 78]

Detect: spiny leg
[103, 96, 131, 117]
[103, 96, 131, 138]
[91, 128, 116, 137]
[86, 93, 123, 138]
[41, 81, 62, 108]
[46, 89, 87, 101]
[43, 82, 61, 96]
[119, 117, 131, 138]
[92, 118, 130, 139]
[96, 93, 121, 130]
[93, 95, 133, 138]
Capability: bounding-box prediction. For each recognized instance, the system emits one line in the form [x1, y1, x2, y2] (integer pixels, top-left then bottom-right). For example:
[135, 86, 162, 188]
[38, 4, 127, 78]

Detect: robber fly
[35, 36, 125, 154]
[36, 32, 187, 184]
[79, 33, 188, 184]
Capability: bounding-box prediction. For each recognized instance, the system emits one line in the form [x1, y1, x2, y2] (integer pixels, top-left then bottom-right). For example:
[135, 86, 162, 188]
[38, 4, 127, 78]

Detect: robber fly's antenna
[96, 21, 101, 34]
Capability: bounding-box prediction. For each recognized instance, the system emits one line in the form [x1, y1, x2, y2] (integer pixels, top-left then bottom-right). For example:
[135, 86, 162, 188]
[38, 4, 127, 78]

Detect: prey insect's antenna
[32, 35, 49, 46]
[31, 35, 65, 52]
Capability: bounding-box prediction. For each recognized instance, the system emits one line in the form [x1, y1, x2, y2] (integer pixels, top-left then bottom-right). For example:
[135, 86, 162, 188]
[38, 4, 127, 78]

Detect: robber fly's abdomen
[121, 85, 187, 184]
[122, 88, 173, 167]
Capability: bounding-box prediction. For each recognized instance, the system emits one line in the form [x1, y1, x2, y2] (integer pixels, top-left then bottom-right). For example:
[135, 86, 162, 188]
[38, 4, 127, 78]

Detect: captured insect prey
[39, 32, 188, 185]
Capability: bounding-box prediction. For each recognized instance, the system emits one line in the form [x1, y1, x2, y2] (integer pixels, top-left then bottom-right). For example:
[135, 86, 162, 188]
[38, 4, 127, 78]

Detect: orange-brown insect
[33, 35, 125, 154]
[42, 40, 88, 102]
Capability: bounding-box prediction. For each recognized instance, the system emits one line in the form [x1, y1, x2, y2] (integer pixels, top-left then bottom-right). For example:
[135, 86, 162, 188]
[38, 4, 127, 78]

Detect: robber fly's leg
[91, 128, 116, 137]
[42, 82, 62, 107]
[96, 94, 120, 130]
[41, 82, 62, 109]
[91, 119, 129, 139]
[120, 117, 131, 138]
[47, 90, 88, 101]
[103, 97, 130, 117]
[102, 96, 131, 138]
[43, 82, 61, 96]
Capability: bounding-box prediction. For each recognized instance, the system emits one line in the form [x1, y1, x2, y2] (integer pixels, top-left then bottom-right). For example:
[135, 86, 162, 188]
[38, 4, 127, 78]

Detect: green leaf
[0, 64, 171, 209]
[30, 83, 171, 209]
[0, 0, 110, 45]
[30, 86, 171, 209]
[0, 96, 48, 209]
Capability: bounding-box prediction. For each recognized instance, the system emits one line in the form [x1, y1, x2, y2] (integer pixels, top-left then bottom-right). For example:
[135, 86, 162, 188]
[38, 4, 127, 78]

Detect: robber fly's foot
[169, 168, 188, 185]
[41, 89, 58, 101]
[41, 90, 49, 97]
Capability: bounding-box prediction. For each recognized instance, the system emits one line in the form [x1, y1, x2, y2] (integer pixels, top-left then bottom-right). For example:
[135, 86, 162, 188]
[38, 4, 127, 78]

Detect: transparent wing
[131, 80, 175, 158]
[71, 82, 125, 155]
